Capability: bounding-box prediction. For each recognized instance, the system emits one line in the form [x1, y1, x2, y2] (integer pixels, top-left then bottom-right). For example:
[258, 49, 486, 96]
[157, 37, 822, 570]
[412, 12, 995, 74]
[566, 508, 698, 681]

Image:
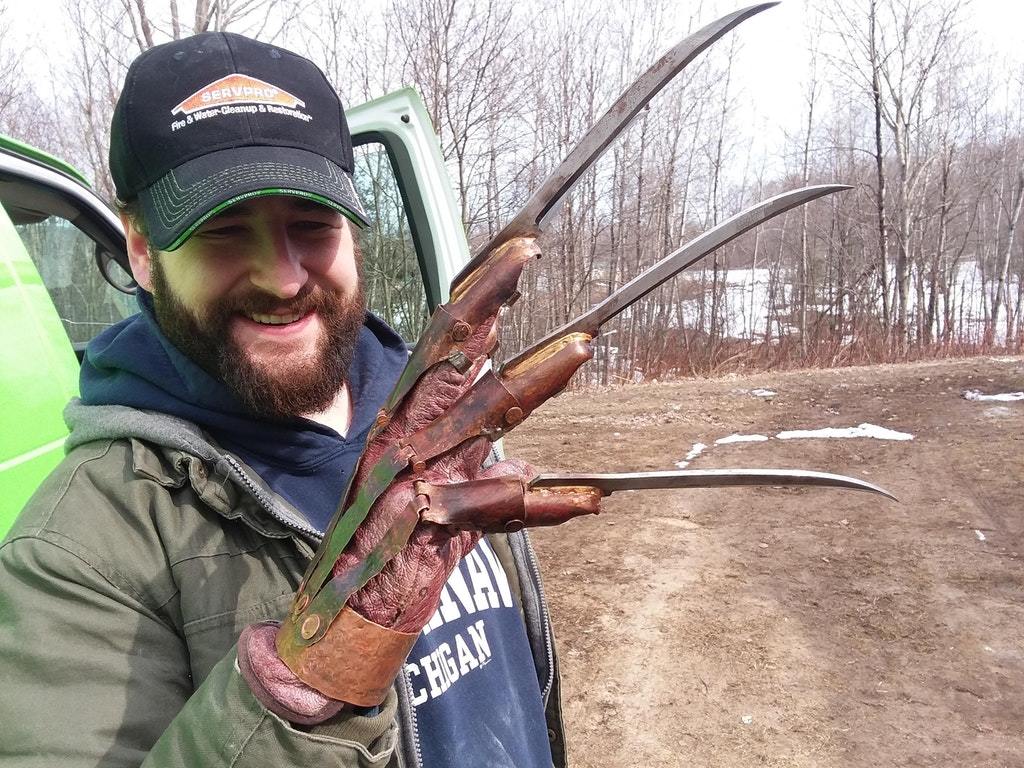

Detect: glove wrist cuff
[277, 604, 418, 707]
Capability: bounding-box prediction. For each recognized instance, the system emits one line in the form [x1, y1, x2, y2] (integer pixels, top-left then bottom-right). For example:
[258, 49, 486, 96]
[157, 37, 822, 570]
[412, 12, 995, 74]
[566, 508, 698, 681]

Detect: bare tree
[7, 0, 1024, 374]
[0, 1, 22, 123]
[392, 0, 527, 235]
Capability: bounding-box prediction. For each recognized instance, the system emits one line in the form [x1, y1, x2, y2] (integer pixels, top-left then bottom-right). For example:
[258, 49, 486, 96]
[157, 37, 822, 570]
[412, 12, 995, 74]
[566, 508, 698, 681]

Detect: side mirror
[96, 245, 136, 294]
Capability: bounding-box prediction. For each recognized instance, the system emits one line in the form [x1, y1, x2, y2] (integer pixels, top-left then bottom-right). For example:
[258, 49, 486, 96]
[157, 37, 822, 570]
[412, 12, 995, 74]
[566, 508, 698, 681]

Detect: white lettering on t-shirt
[404, 540, 517, 702]
[477, 539, 515, 608]
[419, 642, 454, 698]
[466, 549, 500, 610]
[406, 620, 493, 703]
[467, 618, 491, 662]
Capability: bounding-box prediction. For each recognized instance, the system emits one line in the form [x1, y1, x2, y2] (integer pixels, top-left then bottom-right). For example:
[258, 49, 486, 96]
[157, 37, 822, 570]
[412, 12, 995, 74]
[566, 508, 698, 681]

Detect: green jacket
[0, 400, 567, 767]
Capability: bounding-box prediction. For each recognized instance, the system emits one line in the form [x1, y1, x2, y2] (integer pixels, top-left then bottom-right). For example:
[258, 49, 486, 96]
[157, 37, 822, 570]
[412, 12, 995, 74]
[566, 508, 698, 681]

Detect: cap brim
[138, 145, 369, 251]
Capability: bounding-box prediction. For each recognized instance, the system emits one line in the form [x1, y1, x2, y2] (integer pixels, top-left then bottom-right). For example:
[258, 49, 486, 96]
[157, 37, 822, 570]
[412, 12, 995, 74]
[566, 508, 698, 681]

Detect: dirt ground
[504, 356, 1024, 768]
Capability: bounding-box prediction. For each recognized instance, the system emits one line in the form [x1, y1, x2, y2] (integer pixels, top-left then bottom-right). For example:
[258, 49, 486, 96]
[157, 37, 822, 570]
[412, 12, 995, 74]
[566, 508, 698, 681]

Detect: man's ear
[120, 212, 155, 292]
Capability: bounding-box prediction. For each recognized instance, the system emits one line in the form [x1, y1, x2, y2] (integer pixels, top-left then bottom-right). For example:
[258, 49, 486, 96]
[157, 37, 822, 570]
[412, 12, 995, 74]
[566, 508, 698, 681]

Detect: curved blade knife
[501, 183, 851, 371]
[531, 469, 897, 500]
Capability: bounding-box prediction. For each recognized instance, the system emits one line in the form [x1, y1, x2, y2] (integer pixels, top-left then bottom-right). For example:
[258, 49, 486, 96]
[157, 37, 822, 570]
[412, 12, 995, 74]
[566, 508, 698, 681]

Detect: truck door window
[352, 142, 429, 342]
[13, 214, 135, 346]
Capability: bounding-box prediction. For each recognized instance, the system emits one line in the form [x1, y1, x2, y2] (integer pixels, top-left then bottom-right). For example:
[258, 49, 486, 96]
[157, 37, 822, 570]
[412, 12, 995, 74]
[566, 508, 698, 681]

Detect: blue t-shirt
[406, 538, 553, 767]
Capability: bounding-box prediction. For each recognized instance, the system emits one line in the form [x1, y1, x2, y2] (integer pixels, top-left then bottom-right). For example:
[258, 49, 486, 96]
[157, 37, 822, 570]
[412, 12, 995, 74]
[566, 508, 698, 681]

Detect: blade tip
[864, 483, 898, 502]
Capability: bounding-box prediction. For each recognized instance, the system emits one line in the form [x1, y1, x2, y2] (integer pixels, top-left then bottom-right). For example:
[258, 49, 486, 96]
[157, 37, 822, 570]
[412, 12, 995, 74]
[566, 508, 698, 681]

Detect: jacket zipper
[522, 533, 556, 701]
[399, 669, 424, 768]
[221, 455, 321, 539]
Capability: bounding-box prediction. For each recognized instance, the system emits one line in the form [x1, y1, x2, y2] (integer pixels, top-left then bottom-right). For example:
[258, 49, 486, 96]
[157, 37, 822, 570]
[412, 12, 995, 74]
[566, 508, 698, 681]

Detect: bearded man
[0, 32, 564, 768]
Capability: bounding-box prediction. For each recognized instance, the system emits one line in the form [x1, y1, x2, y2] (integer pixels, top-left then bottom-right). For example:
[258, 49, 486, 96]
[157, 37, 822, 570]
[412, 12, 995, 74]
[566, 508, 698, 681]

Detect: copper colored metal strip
[403, 371, 520, 458]
[522, 485, 602, 528]
[378, 238, 538, 422]
[418, 477, 602, 533]
[299, 443, 414, 602]
[277, 605, 418, 707]
[418, 475, 526, 533]
[499, 334, 594, 415]
[405, 333, 596, 463]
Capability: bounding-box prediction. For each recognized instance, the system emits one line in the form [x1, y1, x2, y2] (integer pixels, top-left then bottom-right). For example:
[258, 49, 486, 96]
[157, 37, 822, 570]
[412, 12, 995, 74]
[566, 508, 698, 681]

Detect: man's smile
[234, 309, 317, 339]
[246, 311, 307, 326]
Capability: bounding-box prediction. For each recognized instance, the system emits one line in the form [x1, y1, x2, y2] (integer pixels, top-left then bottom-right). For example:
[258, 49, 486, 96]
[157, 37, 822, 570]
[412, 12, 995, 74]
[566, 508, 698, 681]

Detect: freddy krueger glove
[238, 313, 507, 722]
[236, 245, 604, 723]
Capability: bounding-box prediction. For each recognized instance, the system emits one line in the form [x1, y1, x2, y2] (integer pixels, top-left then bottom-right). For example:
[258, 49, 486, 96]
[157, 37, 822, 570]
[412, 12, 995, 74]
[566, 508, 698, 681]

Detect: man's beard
[150, 254, 366, 422]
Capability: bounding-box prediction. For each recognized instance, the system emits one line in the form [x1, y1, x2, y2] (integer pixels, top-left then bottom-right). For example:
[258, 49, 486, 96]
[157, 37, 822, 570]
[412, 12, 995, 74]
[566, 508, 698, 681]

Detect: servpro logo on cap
[172, 73, 304, 114]
[169, 74, 313, 132]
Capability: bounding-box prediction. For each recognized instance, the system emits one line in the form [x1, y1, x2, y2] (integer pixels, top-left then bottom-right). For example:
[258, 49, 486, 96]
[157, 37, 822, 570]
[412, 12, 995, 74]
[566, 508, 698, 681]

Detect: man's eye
[292, 220, 336, 232]
[199, 224, 246, 238]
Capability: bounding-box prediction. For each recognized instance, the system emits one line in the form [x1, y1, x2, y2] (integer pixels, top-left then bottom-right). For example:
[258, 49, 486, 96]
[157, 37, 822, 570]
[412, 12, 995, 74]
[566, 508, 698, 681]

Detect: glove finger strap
[278, 605, 418, 707]
[417, 475, 602, 532]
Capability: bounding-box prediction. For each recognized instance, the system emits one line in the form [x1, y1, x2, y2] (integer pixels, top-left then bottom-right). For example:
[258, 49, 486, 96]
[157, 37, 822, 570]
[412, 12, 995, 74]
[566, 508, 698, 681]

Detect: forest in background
[2, 0, 1022, 383]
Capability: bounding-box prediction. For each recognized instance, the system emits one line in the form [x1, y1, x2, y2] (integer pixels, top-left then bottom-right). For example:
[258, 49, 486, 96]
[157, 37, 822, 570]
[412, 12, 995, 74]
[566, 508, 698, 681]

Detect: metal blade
[451, 2, 779, 291]
[502, 183, 850, 370]
[530, 469, 897, 500]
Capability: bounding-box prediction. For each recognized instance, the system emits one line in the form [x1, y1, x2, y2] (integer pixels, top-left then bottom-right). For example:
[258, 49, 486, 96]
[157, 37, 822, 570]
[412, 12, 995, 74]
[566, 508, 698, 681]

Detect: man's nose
[249, 233, 308, 298]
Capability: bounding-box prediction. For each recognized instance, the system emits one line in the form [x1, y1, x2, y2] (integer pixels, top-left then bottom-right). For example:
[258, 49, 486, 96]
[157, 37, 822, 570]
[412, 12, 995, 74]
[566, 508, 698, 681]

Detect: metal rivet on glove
[301, 615, 321, 640]
[451, 321, 472, 341]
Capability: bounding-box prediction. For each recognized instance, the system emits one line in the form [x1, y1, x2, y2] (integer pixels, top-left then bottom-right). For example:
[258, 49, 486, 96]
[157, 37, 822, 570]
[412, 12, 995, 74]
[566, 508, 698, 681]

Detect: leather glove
[238, 313, 532, 722]
[340, 315, 501, 633]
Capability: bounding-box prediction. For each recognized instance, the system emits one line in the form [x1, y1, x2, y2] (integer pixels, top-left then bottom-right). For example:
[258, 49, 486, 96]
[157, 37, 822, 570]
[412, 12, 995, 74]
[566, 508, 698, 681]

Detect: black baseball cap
[110, 32, 368, 251]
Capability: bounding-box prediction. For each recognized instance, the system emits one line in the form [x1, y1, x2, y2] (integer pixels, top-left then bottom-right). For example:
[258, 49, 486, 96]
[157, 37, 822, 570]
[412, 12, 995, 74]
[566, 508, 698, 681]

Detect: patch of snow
[675, 442, 707, 468]
[751, 388, 777, 398]
[715, 433, 770, 445]
[975, 530, 987, 542]
[963, 389, 1024, 402]
[776, 423, 914, 441]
